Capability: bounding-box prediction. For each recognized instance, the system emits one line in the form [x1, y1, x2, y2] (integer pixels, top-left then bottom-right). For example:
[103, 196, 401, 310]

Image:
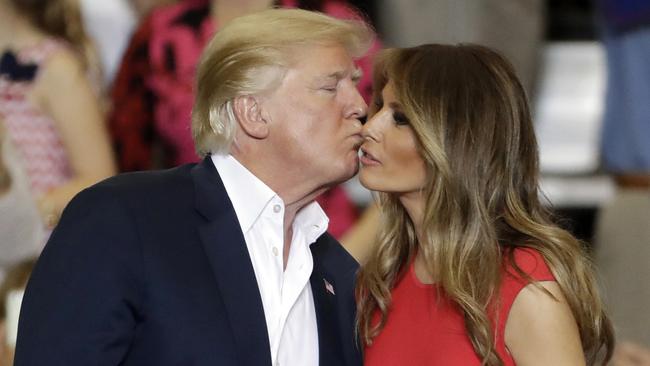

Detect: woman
[355, 44, 614, 365]
[0, 0, 115, 229]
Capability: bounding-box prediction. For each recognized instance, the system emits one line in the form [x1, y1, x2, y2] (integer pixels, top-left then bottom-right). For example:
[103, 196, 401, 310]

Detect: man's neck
[231, 150, 329, 214]
[228, 150, 328, 269]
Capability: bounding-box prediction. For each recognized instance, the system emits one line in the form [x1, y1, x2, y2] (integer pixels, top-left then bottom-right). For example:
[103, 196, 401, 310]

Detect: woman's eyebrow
[388, 101, 403, 110]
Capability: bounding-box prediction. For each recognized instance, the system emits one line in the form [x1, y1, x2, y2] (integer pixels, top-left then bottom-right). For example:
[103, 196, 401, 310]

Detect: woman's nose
[361, 114, 380, 141]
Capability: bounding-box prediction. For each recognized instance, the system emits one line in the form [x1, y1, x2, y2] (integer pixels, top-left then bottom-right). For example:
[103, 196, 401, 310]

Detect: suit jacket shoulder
[15, 159, 362, 366]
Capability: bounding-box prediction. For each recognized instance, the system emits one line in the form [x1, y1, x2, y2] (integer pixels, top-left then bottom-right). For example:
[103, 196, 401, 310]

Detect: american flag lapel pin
[323, 278, 335, 296]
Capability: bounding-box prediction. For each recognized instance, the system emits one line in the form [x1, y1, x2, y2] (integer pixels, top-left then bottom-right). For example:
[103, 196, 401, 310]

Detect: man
[14, 9, 371, 366]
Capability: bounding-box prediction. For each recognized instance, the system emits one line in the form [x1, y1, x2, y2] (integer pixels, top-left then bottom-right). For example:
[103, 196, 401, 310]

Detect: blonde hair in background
[191, 8, 373, 156]
[10, 0, 97, 72]
[355, 44, 614, 366]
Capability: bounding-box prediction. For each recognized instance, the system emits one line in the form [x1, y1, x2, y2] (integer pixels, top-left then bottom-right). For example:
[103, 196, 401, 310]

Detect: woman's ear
[232, 95, 269, 139]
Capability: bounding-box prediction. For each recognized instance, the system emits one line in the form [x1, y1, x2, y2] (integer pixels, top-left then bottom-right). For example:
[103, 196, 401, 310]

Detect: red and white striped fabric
[0, 39, 72, 197]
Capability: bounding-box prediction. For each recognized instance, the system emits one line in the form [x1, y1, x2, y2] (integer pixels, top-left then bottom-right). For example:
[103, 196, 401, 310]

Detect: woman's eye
[322, 86, 337, 92]
[393, 112, 410, 125]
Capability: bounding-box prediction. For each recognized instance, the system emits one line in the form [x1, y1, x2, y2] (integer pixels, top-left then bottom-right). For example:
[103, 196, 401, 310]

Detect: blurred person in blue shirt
[595, 1, 650, 365]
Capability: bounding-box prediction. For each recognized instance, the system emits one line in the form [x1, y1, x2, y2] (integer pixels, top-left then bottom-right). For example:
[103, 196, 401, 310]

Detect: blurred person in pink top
[0, 0, 116, 231]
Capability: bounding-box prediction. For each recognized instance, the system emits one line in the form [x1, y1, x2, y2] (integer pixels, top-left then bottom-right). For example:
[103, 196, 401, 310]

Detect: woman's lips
[359, 147, 381, 166]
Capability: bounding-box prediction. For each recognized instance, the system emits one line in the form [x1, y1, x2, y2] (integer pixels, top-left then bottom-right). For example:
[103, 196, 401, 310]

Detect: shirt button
[272, 247, 279, 256]
[273, 204, 282, 213]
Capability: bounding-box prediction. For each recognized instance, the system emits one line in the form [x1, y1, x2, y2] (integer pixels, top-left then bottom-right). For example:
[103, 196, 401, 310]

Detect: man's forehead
[286, 43, 360, 77]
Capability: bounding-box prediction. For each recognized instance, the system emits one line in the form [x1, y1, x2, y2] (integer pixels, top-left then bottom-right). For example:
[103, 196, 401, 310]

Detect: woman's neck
[400, 191, 438, 284]
[399, 191, 426, 244]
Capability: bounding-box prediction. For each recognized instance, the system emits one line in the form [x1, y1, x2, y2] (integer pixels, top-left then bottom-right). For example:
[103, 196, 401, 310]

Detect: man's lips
[351, 134, 364, 150]
[359, 147, 381, 165]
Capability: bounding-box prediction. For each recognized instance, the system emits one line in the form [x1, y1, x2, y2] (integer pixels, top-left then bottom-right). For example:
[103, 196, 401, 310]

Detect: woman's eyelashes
[392, 111, 410, 125]
[372, 98, 410, 125]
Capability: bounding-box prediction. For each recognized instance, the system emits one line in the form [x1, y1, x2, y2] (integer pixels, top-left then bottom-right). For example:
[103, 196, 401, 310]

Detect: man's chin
[328, 163, 359, 186]
[344, 157, 361, 179]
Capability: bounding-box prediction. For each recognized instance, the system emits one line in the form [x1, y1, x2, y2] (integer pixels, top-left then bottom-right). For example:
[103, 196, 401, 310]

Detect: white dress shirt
[212, 154, 327, 366]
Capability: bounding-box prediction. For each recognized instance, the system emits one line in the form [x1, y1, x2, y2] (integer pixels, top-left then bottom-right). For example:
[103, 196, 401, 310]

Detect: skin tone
[231, 43, 366, 268]
[0, 1, 116, 228]
[355, 81, 427, 263]
[359, 81, 428, 243]
[360, 80, 586, 366]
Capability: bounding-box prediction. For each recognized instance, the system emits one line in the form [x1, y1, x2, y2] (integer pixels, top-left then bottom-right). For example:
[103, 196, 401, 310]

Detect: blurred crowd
[0, 0, 648, 365]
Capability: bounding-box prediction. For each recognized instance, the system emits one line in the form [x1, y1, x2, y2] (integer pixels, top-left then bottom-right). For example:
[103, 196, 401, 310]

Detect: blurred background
[1, 0, 649, 365]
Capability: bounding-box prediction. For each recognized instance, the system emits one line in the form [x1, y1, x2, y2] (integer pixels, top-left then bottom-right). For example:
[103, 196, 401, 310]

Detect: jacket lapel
[310, 241, 347, 366]
[192, 157, 271, 366]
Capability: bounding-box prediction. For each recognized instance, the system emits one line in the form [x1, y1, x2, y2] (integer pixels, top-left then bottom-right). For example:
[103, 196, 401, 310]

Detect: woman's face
[359, 81, 427, 195]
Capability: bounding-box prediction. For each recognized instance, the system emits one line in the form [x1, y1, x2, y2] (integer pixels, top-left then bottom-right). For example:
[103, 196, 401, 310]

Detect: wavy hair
[355, 44, 614, 366]
[11, 0, 95, 70]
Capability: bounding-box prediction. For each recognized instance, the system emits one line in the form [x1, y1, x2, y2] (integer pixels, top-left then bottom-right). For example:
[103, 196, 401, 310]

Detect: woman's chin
[359, 171, 383, 192]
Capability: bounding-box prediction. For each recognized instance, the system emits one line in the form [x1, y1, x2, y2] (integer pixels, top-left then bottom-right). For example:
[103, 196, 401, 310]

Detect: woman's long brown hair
[356, 44, 614, 365]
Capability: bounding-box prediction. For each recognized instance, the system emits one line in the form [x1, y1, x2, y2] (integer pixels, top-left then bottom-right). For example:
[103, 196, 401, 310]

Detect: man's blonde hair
[192, 8, 374, 155]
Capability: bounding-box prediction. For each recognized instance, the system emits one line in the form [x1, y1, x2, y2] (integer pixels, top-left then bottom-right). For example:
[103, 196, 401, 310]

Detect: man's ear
[232, 95, 269, 139]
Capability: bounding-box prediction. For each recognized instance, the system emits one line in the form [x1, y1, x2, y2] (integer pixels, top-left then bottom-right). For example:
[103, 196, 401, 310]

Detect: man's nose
[346, 88, 367, 122]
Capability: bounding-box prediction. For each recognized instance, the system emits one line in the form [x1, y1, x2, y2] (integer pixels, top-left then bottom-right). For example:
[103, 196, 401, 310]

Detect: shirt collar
[294, 200, 329, 245]
[211, 154, 276, 233]
[211, 154, 329, 243]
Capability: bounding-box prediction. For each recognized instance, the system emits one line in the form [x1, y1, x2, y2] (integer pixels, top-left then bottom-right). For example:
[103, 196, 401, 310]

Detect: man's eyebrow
[321, 68, 363, 82]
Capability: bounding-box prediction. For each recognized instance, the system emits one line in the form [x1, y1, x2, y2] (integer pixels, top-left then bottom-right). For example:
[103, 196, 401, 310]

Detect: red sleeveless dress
[364, 248, 555, 366]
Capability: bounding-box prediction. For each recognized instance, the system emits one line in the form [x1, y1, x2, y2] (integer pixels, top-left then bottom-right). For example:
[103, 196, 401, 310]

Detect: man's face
[260, 44, 367, 189]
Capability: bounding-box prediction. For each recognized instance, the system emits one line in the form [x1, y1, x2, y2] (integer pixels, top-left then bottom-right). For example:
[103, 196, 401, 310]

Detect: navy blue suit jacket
[15, 157, 362, 366]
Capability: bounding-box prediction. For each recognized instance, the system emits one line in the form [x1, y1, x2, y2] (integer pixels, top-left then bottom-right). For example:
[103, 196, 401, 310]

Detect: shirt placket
[264, 198, 286, 363]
